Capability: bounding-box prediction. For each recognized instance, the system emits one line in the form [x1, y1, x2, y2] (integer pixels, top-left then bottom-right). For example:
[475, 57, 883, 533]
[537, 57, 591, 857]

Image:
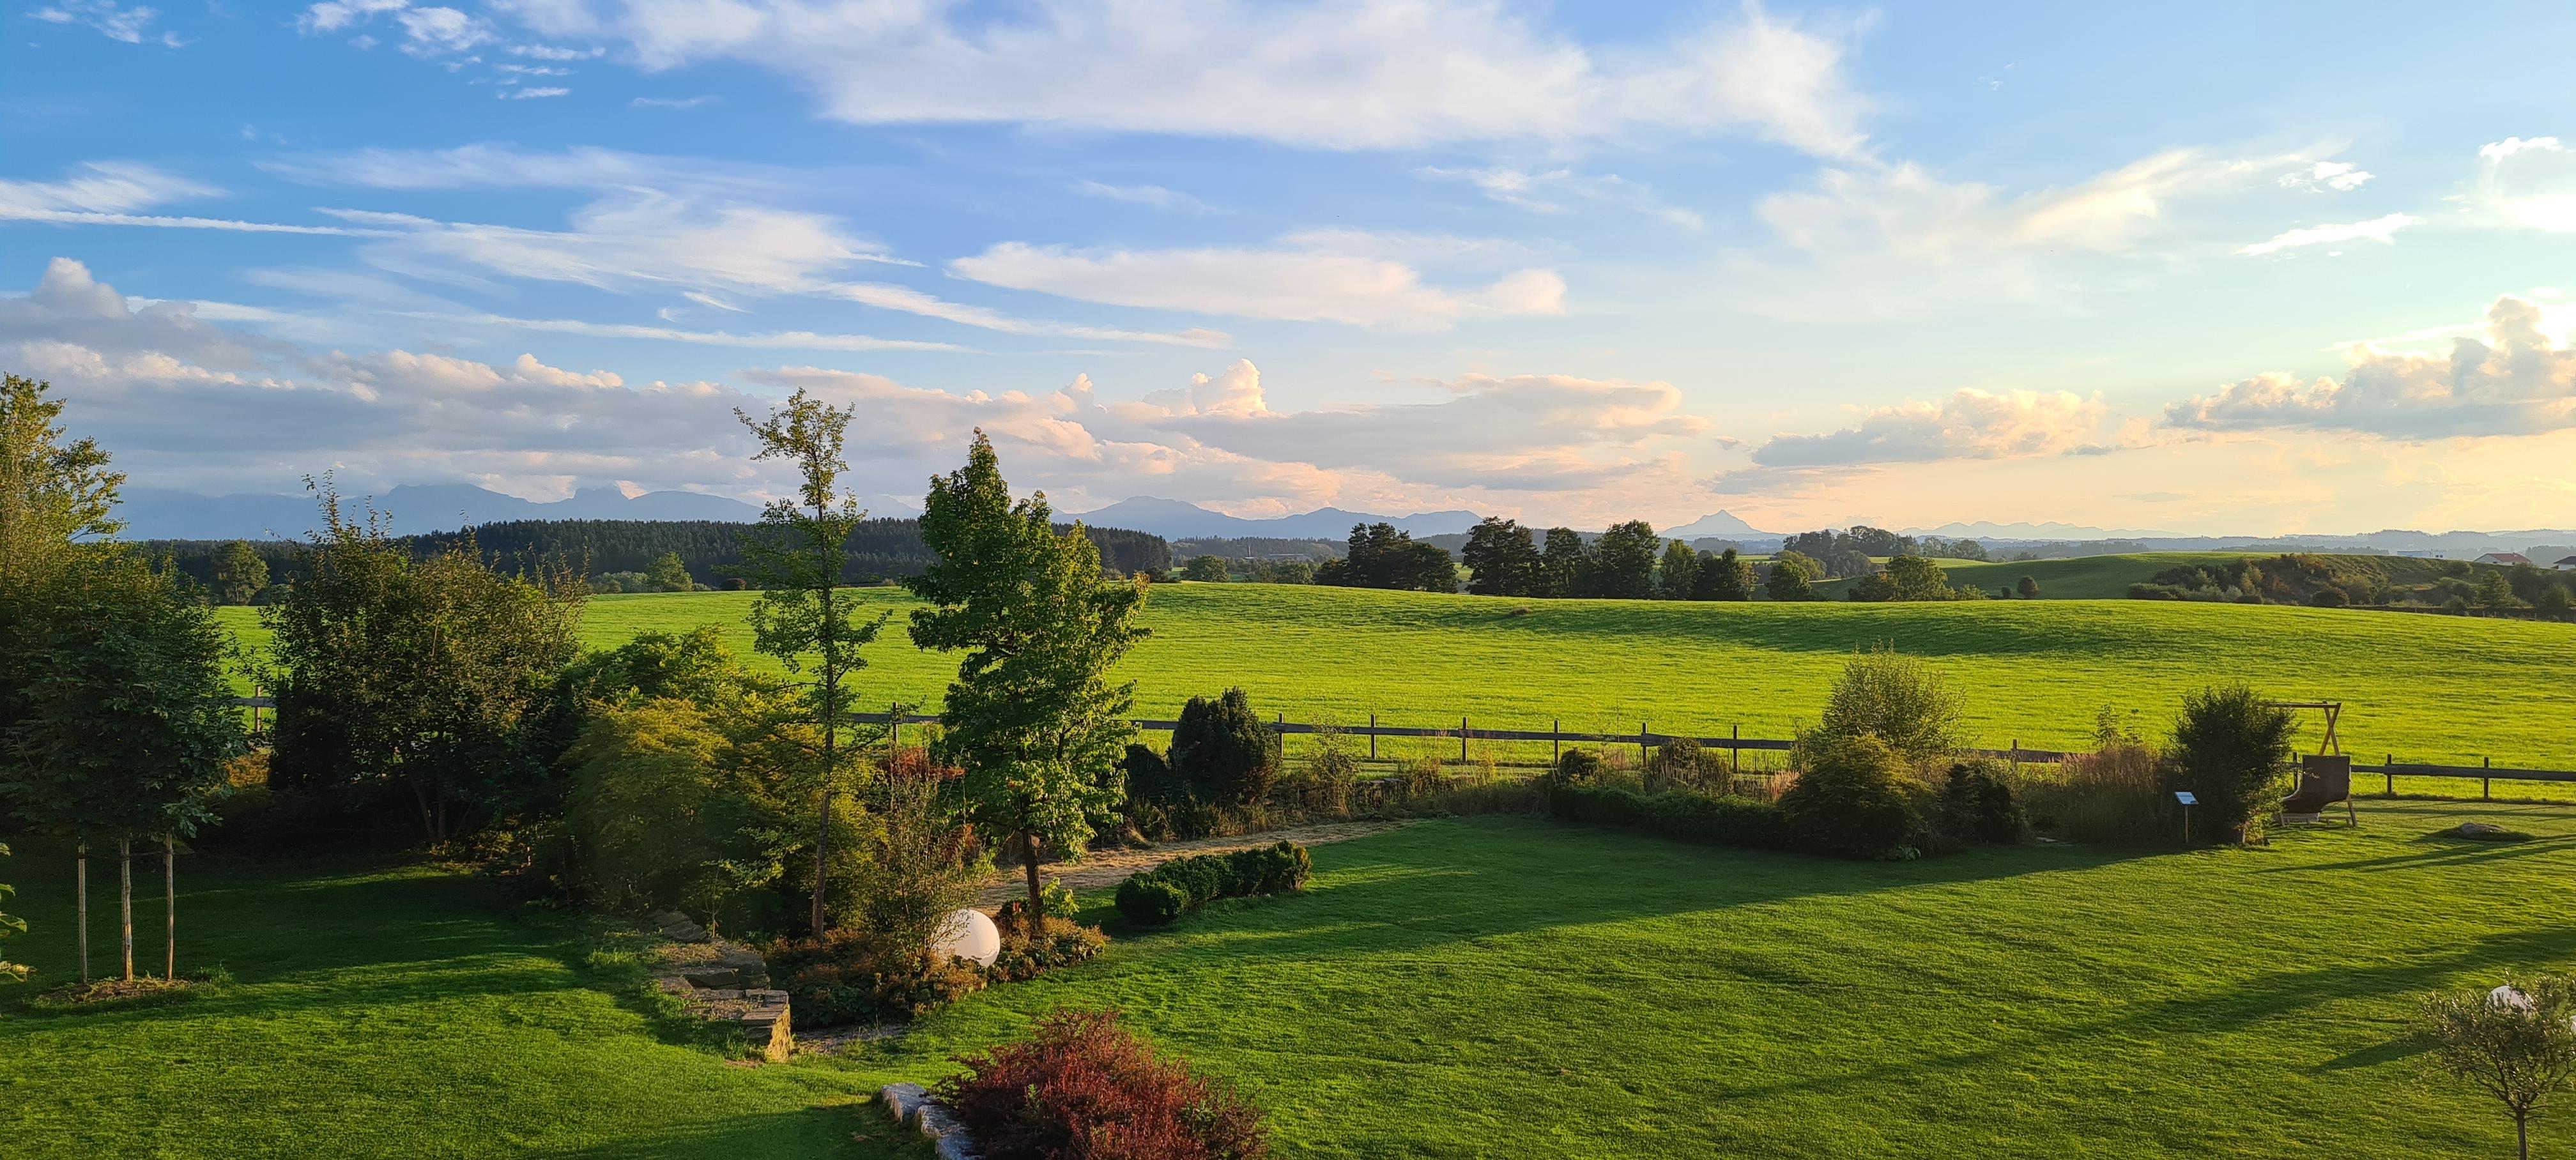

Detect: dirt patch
[975, 820, 1412, 910]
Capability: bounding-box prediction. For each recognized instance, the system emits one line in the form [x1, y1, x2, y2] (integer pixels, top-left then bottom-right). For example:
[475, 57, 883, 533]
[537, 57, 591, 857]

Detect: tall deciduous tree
[731, 389, 889, 935]
[0, 381, 236, 982]
[1583, 521, 1660, 600]
[1695, 547, 1754, 601]
[1539, 527, 1584, 597]
[210, 540, 270, 604]
[1656, 540, 1700, 600]
[264, 479, 584, 843]
[1462, 517, 1540, 597]
[1766, 551, 1822, 601]
[908, 432, 1147, 924]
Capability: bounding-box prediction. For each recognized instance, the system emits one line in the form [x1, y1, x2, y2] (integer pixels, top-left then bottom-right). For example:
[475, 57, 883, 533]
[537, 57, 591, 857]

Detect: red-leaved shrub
[936, 1009, 1268, 1160]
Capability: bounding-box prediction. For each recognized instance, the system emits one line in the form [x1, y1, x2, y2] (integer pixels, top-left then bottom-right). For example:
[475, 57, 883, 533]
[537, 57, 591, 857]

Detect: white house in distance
[2476, 552, 2534, 567]
[2557, 556, 2576, 572]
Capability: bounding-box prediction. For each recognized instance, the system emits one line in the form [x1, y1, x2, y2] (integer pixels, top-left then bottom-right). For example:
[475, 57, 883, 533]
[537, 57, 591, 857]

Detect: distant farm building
[2475, 552, 2534, 567]
[2557, 556, 2576, 572]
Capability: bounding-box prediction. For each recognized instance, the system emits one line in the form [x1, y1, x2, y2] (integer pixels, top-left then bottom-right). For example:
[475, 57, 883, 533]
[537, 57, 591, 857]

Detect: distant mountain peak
[1662, 510, 1775, 540]
[1071, 496, 1482, 540]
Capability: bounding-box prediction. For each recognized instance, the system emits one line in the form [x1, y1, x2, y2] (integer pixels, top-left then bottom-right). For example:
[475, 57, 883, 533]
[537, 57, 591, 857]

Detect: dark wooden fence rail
[231, 698, 2572, 798]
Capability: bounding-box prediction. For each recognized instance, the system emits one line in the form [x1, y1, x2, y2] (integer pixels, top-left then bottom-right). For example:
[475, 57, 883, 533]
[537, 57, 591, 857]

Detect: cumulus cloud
[28, 1, 183, 47]
[300, 1, 496, 57]
[5, 259, 1714, 519]
[2475, 137, 2576, 233]
[476, 0, 1874, 155]
[2238, 212, 2422, 256]
[2166, 294, 2576, 439]
[949, 234, 1567, 330]
[1752, 389, 2116, 467]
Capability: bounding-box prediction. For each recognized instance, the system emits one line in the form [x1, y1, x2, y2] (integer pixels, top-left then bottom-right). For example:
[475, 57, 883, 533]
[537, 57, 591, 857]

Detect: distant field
[1809, 551, 2492, 601]
[215, 584, 2576, 766]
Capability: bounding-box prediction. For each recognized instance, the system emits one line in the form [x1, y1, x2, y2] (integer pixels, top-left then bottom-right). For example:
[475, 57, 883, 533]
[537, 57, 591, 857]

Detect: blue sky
[6, 1, 2575, 535]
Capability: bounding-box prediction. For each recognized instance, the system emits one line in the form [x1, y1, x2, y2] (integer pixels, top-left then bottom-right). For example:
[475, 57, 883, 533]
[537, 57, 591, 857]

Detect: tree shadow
[532, 1103, 931, 1159]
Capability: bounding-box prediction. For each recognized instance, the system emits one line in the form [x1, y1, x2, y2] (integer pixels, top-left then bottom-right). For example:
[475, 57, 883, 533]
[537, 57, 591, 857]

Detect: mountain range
[1074, 496, 1483, 541]
[121, 484, 766, 540]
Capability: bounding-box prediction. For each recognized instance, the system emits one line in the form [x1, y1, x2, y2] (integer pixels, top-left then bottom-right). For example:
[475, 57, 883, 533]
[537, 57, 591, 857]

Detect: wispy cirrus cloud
[2238, 211, 2422, 256]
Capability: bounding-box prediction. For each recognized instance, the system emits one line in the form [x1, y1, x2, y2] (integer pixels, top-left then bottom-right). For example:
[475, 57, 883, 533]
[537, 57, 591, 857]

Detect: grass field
[13, 803, 2576, 1157]
[220, 584, 2576, 766]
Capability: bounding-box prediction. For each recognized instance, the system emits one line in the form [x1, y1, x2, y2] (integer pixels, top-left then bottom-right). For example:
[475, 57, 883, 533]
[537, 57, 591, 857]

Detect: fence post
[1460, 715, 1469, 764]
[1369, 712, 1378, 761]
[891, 703, 901, 755]
[2484, 756, 2492, 800]
[1639, 721, 1650, 769]
[2384, 753, 2393, 797]
[1552, 719, 1560, 765]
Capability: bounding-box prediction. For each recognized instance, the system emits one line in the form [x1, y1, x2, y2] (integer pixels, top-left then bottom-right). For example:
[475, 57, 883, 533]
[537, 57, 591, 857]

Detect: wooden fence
[231, 698, 2575, 800]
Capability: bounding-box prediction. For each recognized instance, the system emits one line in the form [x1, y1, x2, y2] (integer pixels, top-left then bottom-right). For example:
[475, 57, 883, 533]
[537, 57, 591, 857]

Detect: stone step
[682, 966, 740, 988]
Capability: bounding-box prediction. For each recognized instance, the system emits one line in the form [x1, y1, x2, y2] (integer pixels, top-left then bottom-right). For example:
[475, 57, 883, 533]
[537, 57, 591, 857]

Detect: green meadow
[13, 802, 2576, 1157]
[218, 583, 2576, 765]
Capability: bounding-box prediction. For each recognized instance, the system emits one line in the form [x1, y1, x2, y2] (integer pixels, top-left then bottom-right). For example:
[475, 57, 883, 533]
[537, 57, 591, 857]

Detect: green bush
[1777, 735, 1920, 859]
[764, 930, 989, 1026]
[2166, 684, 2298, 844]
[1552, 747, 1609, 786]
[1938, 761, 2025, 844]
[1112, 841, 1311, 925]
[1548, 784, 1785, 848]
[1170, 689, 1278, 806]
[1814, 646, 1965, 763]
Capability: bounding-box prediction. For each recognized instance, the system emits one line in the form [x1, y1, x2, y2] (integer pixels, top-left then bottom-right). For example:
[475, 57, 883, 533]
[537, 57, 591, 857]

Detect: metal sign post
[2174, 790, 2197, 845]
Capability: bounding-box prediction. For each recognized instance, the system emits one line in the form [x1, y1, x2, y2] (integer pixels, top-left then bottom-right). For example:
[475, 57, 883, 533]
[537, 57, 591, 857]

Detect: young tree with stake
[908, 432, 1147, 926]
[2423, 976, 2576, 1159]
[732, 389, 888, 935]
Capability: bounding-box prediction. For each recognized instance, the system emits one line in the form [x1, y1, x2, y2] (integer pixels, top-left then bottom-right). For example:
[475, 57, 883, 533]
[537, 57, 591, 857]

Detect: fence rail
[231, 698, 2576, 797]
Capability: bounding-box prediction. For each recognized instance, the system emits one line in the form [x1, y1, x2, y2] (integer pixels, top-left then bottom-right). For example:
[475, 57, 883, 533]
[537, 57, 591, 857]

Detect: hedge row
[1547, 784, 1788, 850]
[1114, 841, 1311, 924]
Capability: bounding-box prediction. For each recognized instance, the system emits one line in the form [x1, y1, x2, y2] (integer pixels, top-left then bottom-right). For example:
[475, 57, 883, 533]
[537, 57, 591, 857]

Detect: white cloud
[949, 234, 1566, 330]
[323, 194, 906, 296]
[2277, 160, 2372, 192]
[490, 0, 1871, 155]
[0, 161, 217, 217]
[1751, 389, 2117, 467]
[503, 86, 571, 99]
[2168, 295, 2576, 439]
[815, 281, 1230, 347]
[2238, 212, 2422, 256]
[2475, 137, 2576, 233]
[1418, 165, 1705, 230]
[1070, 181, 1219, 215]
[394, 310, 965, 353]
[630, 95, 712, 109]
[28, 1, 183, 47]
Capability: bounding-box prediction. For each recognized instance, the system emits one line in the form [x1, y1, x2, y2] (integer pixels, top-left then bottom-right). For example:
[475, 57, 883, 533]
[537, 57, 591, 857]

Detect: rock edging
[880, 1083, 981, 1160]
[647, 910, 792, 1062]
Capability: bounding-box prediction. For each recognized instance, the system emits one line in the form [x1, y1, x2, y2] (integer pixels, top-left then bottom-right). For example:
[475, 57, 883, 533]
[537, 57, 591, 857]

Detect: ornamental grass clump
[937, 1008, 1268, 1160]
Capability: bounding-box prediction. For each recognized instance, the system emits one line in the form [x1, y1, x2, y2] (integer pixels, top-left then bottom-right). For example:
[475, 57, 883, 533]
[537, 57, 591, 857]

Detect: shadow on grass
[536, 1102, 928, 1160]
[1105, 815, 2148, 970]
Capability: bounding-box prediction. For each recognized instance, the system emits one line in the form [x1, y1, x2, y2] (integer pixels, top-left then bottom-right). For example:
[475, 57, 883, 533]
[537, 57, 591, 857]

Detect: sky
[5, 1, 2576, 536]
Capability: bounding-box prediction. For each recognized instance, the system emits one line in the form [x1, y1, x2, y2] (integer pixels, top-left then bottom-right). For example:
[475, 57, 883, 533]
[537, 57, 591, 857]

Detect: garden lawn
[859, 802, 2576, 1158]
[0, 846, 929, 1160]
[219, 584, 2576, 765]
[15, 802, 2576, 1157]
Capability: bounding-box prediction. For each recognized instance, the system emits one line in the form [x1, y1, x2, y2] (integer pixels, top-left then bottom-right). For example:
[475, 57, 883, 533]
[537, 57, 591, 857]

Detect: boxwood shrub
[1547, 783, 1786, 849]
[1113, 841, 1311, 925]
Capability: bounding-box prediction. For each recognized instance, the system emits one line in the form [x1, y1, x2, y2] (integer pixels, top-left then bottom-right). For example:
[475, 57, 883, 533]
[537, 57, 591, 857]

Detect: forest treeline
[144, 517, 1170, 603]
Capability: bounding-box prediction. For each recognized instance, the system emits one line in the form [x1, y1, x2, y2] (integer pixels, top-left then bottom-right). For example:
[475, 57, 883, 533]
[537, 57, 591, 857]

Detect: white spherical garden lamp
[933, 908, 1002, 968]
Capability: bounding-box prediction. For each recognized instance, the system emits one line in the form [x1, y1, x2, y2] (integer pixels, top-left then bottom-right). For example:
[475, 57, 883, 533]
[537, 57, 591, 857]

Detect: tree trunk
[2518, 1110, 2529, 1160]
[118, 837, 134, 983]
[1022, 829, 1045, 935]
[812, 575, 839, 936]
[164, 836, 176, 981]
[75, 843, 89, 986]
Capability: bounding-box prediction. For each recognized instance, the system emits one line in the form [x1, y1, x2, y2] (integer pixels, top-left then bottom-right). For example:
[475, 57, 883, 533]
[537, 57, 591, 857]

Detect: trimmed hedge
[1114, 841, 1311, 925]
[1548, 784, 1786, 849]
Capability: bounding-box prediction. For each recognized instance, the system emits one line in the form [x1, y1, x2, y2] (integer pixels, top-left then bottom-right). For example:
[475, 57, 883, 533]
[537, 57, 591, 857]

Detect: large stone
[682, 966, 741, 989]
[2457, 821, 2510, 837]
[917, 1105, 963, 1141]
[935, 1132, 981, 1160]
[880, 1083, 931, 1124]
[745, 989, 788, 1004]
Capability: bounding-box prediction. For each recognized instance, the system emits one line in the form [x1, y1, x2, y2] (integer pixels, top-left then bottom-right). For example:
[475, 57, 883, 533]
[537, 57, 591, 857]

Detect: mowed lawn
[12, 804, 2576, 1157]
[221, 584, 2576, 765]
